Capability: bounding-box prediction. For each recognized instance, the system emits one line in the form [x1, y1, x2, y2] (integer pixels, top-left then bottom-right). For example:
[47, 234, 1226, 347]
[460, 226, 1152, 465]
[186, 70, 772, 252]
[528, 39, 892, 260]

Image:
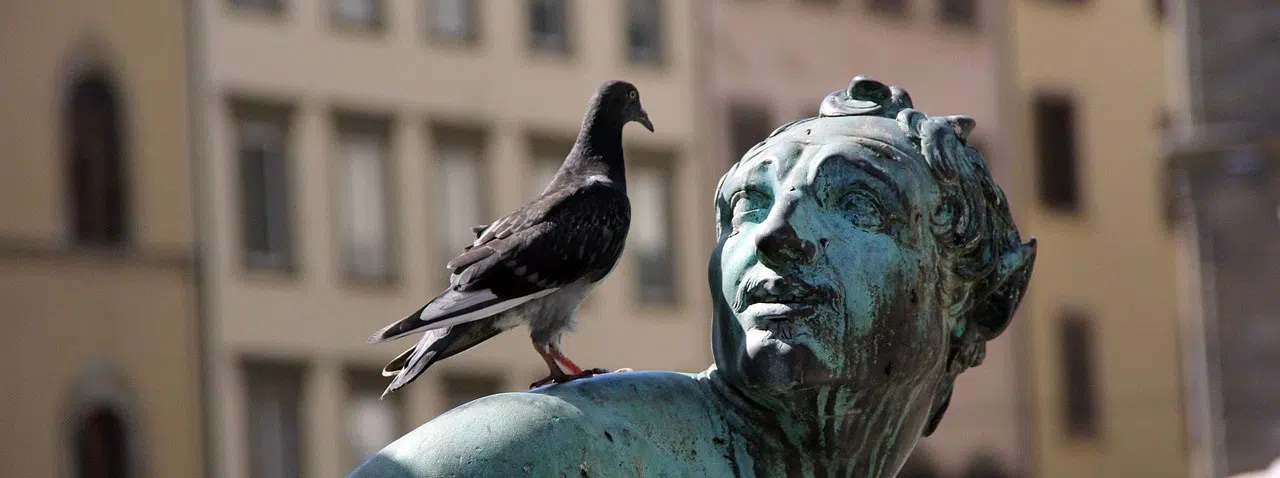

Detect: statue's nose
[753, 198, 817, 268]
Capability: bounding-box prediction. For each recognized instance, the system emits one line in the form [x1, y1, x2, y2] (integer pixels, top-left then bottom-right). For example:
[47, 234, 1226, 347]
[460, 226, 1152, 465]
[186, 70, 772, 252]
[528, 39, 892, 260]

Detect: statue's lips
[743, 303, 816, 341]
[734, 274, 835, 314]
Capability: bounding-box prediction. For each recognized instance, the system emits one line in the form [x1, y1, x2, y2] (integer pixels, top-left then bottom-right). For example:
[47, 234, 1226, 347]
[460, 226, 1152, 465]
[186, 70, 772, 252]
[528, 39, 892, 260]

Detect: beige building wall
[191, 1, 711, 476]
[703, 1, 1021, 476]
[0, 1, 203, 478]
[1004, 1, 1185, 477]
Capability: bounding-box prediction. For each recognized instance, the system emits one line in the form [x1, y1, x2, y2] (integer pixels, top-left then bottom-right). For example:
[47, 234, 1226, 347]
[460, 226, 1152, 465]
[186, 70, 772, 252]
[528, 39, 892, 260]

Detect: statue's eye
[836, 190, 885, 229]
[729, 189, 770, 232]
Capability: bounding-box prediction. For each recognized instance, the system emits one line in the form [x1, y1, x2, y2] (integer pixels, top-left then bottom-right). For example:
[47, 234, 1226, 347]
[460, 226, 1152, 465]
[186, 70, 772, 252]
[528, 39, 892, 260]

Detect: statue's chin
[737, 328, 832, 394]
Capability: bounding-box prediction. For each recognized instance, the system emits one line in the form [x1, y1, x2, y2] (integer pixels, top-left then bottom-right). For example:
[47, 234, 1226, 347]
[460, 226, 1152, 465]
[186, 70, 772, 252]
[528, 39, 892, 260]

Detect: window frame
[628, 150, 679, 306]
[1033, 91, 1084, 214]
[1059, 310, 1100, 439]
[429, 123, 491, 275]
[332, 111, 399, 284]
[528, 0, 572, 55]
[232, 100, 298, 273]
[426, 0, 480, 45]
[624, 0, 665, 66]
[242, 359, 308, 478]
[330, 0, 386, 34]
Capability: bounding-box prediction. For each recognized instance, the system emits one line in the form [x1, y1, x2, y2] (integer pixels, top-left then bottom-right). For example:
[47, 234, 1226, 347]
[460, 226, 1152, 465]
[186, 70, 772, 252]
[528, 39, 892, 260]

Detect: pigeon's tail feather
[368, 302, 432, 344]
[380, 319, 509, 398]
[368, 286, 549, 344]
[381, 345, 416, 377]
[381, 333, 442, 398]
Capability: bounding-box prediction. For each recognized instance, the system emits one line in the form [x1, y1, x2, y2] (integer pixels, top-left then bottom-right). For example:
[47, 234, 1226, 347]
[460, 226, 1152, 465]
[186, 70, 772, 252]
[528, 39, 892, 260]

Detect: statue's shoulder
[351, 371, 731, 478]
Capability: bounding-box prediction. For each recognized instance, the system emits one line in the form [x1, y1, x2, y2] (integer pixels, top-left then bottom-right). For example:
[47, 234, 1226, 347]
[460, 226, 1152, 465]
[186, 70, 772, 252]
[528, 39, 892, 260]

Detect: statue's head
[709, 77, 1036, 436]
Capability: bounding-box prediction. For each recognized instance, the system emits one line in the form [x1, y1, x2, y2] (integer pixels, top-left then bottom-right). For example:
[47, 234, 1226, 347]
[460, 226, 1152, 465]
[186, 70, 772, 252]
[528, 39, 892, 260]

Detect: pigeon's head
[595, 80, 654, 132]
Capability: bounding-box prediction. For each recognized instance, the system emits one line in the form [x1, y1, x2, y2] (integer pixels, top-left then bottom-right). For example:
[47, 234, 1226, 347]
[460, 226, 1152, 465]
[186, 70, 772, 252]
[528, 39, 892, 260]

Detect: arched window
[64, 73, 129, 246]
[63, 362, 144, 478]
[75, 407, 129, 478]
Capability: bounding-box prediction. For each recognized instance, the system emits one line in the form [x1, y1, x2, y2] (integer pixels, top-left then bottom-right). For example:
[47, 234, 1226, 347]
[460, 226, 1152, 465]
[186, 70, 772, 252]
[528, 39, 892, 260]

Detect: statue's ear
[941, 115, 976, 142]
[963, 239, 1037, 342]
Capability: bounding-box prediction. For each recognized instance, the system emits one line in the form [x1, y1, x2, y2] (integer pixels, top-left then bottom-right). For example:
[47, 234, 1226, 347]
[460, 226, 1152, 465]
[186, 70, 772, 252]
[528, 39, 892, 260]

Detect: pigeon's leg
[529, 344, 610, 389]
[548, 345, 585, 374]
[530, 344, 572, 389]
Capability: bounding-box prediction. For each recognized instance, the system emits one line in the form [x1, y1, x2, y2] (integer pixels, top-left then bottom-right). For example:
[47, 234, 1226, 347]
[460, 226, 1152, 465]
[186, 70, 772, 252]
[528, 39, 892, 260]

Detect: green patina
[350, 77, 1037, 478]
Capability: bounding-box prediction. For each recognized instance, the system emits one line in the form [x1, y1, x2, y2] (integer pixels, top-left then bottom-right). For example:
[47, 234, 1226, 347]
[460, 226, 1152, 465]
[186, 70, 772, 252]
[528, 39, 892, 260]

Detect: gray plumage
[368, 80, 654, 397]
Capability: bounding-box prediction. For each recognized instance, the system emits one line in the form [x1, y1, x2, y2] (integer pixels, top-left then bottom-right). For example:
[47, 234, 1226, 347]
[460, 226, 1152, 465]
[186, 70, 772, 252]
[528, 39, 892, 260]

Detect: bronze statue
[351, 76, 1036, 478]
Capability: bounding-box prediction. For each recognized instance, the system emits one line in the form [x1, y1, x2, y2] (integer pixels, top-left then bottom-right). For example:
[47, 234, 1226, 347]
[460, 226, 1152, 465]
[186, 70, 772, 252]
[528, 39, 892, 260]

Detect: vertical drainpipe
[690, 0, 717, 361]
[1167, 1, 1222, 476]
[990, 0, 1039, 476]
[181, 0, 216, 476]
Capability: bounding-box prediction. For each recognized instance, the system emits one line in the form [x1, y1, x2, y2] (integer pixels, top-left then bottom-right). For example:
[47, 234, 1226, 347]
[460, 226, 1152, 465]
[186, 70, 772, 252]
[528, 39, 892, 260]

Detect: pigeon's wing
[367, 182, 630, 344]
[377, 317, 512, 398]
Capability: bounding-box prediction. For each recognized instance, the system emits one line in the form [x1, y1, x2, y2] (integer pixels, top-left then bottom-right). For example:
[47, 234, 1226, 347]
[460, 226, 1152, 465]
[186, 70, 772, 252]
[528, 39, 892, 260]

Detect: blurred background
[0, 0, 1276, 477]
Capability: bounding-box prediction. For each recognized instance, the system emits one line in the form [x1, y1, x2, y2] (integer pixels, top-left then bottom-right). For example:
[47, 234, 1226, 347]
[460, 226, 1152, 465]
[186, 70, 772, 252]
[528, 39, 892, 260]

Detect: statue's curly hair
[714, 77, 1037, 436]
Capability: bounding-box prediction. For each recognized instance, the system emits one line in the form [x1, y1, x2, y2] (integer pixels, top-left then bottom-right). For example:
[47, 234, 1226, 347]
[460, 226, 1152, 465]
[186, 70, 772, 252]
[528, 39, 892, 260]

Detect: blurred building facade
[185, 0, 712, 476]
[0, 1, 205, 478]
[701, 1, 1022, 477]
[1004, 1, 1187, 477]
[1165, 0, 1280, 476]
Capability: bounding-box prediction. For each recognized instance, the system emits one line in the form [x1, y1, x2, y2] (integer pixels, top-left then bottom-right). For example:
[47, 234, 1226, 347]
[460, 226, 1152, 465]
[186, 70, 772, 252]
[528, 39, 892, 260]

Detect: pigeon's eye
[729, 189, 770, 233]
[628, 90, 638, 101]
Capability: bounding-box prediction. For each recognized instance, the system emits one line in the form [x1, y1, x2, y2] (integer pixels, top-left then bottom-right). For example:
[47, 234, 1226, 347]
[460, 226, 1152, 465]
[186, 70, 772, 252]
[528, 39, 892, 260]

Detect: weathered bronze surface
[350, 76, 1037, 478]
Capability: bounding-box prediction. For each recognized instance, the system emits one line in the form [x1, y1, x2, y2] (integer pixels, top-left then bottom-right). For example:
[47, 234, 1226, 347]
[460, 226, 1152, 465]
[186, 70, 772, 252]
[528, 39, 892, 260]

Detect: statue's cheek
[718, 234, 758, 282]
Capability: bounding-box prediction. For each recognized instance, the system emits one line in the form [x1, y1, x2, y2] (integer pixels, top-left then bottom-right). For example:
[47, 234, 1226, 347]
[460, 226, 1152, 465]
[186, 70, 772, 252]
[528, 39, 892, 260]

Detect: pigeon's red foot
[529, 368, 616, 389]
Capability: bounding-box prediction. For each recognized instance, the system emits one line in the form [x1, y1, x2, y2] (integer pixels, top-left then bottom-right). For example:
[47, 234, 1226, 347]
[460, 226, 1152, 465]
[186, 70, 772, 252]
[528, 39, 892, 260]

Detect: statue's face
[712, 118, 951, 397]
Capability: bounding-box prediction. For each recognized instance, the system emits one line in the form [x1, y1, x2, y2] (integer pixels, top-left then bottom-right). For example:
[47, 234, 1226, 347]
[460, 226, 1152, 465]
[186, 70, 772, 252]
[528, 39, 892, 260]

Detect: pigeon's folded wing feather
[450, 182, 630, 295]
[369, 183, 629, 342]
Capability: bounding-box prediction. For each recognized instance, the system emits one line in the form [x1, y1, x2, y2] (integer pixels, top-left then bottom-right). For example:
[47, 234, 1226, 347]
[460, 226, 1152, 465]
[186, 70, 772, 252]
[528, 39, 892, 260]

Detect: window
[939, 0, 978, 27]
[625, 0, 664, 65]
[334, 114, 395, 281]
[346, 370, 404, 467]
[1033, 93, 1082, 212]
[1059, 312, 1099, 438]
[65, 74, 129, 247]
[727, 101, 774, 168]
[244, 361, 306, 478]
[529, 0, 570, 53]
[75, 407, 130, 478]
[632, 158, 676, 304]
[442, 372, 504, 411]
[432, 126, 489, 267]
[868, 0, 909, 18]
[332, 0, 383, 32]
[234, 102, 295, 271]
[428, 0, 478, 43]
[231, 0, 283, 14]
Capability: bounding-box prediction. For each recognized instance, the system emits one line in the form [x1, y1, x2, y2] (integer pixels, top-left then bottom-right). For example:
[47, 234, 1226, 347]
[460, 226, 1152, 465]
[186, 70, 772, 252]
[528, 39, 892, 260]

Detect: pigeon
[368, 80, 654, 397]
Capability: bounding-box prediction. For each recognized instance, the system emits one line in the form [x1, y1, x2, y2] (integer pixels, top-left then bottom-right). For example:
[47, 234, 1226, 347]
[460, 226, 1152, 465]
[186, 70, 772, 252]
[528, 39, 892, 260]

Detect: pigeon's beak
[635, 108, 654, 132]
